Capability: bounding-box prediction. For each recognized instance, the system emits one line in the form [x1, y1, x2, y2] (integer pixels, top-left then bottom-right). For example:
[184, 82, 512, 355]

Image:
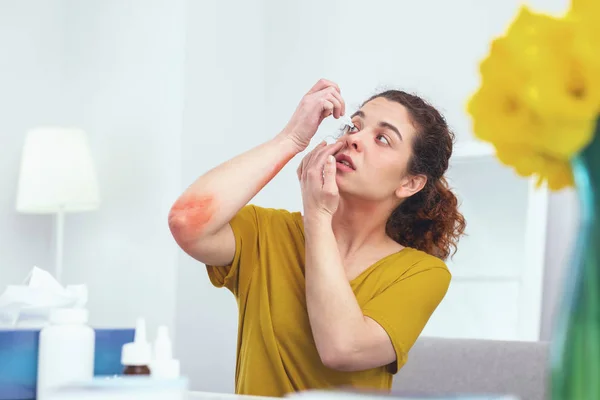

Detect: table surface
[188, 392, 274, 400]
[187, 391, 518, 400]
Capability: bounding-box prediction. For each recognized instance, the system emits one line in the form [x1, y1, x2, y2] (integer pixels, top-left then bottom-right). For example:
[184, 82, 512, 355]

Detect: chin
[335, 175, 349, 189]
[338, 183, 387, 203]
[337, 184, 365, 199]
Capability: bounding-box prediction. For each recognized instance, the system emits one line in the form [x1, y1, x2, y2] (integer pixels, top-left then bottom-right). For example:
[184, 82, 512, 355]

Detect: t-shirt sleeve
[361, 264, 451, 374]
[205, 204, 263, 297]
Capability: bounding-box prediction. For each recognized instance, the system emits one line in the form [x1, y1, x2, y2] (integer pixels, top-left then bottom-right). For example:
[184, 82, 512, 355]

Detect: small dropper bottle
[121, 317, 152, 375]
[150, 325, 180, 379]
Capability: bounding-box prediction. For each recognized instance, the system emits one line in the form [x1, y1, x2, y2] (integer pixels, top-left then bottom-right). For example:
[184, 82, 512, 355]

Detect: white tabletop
[188, 392, 275, 400]
[187, 391, 518, 400]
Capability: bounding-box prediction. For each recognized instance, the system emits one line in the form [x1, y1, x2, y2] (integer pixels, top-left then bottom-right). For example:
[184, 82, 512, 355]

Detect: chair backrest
[392, 337, 550, 400]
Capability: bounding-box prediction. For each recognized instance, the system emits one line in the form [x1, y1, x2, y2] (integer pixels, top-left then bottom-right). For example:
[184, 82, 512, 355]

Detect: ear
[395, 174, 427, 199]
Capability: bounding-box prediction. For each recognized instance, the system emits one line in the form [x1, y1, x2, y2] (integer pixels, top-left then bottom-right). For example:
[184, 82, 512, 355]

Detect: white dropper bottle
[121, 317, 152, 375]
[150, 325, 180, 379]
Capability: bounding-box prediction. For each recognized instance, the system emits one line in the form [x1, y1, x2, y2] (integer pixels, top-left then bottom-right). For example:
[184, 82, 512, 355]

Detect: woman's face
[334, 97, 426, 203]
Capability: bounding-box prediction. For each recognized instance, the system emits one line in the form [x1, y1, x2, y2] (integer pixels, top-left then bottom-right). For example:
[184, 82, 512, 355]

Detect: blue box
[0, 328, 134, 400]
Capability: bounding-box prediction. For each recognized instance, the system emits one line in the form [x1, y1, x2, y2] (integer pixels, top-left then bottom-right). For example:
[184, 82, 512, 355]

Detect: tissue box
[0, 328, 134, 400]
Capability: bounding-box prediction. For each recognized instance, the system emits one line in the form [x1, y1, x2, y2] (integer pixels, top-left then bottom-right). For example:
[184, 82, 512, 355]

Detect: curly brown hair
[362, 90, 466, 260]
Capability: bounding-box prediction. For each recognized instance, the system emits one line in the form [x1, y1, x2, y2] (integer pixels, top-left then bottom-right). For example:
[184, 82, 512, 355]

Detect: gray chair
[392, 337, 550, 400]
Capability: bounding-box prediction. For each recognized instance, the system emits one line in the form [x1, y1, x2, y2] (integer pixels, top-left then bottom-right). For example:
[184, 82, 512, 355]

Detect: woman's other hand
[297, 140, 344, 220]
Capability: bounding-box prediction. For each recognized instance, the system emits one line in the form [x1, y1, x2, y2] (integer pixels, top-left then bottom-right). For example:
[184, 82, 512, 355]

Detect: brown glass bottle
[123, 365, 151, 375]
[121, 318, 152, 376]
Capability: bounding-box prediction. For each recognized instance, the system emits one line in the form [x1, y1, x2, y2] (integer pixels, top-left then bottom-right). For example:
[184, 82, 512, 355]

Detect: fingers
[317, 86, 344, 120]
[328, 88, 345, 117]
[308, 78, 340, 95]
[322, 155, 337, 191]
[306, 79, 345, 122]
[320, 99, 335, 120]
[315, 141, 344, 169]
[323, 93, 343, 120]
[300, 140, 343, 175]
[302, 141, 343, 183]
[300, 141, 326, 181]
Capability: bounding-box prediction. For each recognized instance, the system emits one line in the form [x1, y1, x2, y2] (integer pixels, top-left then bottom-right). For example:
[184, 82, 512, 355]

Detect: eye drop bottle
[121, 317, 151, 375]
[150, 325, 180, 379]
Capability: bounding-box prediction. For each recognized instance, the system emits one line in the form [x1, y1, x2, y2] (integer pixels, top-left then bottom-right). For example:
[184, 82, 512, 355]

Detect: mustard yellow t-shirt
[206, 205, 451, 397]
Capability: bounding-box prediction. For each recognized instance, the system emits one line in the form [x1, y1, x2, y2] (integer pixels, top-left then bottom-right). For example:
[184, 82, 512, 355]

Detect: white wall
[0, 0, 67, 287]
[0, 0, 185, 335]
[175, 0, 267, 392]
[59, 0, 186, 334]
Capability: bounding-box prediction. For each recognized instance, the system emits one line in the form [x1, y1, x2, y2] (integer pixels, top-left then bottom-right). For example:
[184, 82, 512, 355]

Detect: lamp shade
[16, 127, 100, 214]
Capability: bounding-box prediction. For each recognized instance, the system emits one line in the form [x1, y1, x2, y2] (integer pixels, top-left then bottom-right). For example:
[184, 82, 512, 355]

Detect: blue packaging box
[0, 328, 134, 400]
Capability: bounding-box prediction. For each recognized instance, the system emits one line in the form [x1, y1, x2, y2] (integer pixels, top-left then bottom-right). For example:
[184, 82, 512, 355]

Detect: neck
[331, 196, 398, 259]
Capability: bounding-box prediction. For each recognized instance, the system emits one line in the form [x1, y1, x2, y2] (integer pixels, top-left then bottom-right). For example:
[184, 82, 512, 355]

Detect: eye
[338, 123, 359, 137]
[376, 134, 390, 145]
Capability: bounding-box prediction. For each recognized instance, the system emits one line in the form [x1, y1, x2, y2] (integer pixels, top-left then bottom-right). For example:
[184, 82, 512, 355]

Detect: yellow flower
[467, 40, 531, 145]
[516, 9, 600, 122]
[569, 0, 600, 76]
[467, 5, 599, 190]
[571, 0, 599, 13]
[570, 0, 600, 33]
[495, 144, 575, 190]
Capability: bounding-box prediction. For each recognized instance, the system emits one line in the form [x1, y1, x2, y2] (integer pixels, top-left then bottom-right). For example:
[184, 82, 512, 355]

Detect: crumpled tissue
[0, 266, 87, 327]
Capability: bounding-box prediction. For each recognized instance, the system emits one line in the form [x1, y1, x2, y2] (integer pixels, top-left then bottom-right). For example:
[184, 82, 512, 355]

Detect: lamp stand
[55, 206, 65, 283]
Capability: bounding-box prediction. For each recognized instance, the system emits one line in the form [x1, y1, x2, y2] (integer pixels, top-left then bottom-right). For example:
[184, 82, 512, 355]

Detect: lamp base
[54, 207, 64, 283]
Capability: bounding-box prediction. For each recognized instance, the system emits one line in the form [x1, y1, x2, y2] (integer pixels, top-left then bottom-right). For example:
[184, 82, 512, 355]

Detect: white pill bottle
[36, 308, 95, 400]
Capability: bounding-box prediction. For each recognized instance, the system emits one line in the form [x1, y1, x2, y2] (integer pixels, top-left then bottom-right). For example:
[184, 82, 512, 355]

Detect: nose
[344, 129, 365, 152]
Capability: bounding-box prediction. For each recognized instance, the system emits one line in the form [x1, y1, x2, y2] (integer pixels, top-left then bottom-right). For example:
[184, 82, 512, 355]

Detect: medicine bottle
[121, 317, 151, 376]
[150, 325, 180, 379]
[37, 308, 95, 400]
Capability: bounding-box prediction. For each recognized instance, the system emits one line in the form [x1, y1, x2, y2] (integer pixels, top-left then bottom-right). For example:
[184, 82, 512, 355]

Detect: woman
[168, 79, 466, 397]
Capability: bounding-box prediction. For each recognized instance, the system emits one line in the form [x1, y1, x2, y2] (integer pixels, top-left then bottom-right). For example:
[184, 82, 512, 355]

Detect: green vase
[551, 117, 600, 400]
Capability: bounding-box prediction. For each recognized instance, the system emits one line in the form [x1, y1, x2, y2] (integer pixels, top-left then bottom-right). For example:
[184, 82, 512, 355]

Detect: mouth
[335, 153, 356, 171]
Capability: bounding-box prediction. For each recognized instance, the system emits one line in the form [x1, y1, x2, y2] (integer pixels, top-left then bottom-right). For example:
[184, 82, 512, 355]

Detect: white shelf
[426, 150, 548, 342]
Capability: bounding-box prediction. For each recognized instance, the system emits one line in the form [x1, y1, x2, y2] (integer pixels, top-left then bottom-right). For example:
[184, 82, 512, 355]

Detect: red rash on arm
[255, 153, 295, 191]
[169, 143, 296, 248]
[168, 194, 215, 246]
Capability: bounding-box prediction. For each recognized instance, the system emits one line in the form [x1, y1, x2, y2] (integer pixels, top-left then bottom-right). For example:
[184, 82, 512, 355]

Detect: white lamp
[16, 127, 100, 283]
